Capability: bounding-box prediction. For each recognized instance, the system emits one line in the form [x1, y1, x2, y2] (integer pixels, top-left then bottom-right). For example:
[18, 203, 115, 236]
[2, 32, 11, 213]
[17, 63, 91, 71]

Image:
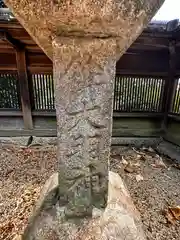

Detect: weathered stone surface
[23, 171, 146, 240]
[34, 172, 59, 212]
[53, 37, 116, 216]
[4, 0, 165, 237]
[4, 0, 165, 59]
[23, 172, 59, 240]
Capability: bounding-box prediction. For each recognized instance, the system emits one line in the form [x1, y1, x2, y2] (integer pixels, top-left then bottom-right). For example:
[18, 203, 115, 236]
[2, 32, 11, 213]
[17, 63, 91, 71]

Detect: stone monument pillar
[4, 0, 165, 239]
[53, 37, 116, 217]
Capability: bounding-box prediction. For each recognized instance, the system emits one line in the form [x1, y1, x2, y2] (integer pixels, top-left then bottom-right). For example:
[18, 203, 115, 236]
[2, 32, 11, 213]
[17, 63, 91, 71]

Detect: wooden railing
[0, 72, 179, 116]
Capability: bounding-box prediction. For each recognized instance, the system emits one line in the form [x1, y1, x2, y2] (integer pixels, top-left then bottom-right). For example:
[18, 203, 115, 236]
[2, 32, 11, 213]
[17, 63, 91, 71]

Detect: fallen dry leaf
[121, 156, 128, 166]
[0, 143, 57, 240]
[135, 174, 144, 182]
[136, 154, 146, 161]
[152, 156, 167, 169]
[141, 146, 155, 153]
[133, 162, 141, 167]
[164, 209, 176, 225]
[164, 206, 180, 225]
[132, 148, 147, 161]
[124, 164, 135, 173]
[132, 147, 142, 155]
[124, 163, 139, 173]
[147, 147, 155, 153]
[169, 206, 180, 220]
[136, 154, 142, 159]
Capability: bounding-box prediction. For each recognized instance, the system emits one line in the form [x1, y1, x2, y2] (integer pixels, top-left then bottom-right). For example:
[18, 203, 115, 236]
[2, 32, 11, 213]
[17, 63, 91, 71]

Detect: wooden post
[161, 41, 176, 132]
[16, 49, 33, 129]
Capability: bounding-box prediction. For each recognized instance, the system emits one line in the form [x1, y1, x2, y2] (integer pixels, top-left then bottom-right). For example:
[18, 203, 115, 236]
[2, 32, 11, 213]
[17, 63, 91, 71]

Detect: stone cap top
[1, 6, 179, 34]
[4, 0, 165, 59]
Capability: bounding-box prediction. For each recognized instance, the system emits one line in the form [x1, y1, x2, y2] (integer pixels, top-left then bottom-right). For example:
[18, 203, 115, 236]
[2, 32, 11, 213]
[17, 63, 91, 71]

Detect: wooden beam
[25, 45, 42, 52]
[0, 30, 23, 49]
[131, 43, 168, 50]
[115, 70, 168, 77]
[142, 31, 172, 39]
[163, 134, 180, 147]
[116, 51, 169, 75]
[112, 128, 163, 137]
[161, 41, 177, 131]
[0, 21, 21, 29]
[0, 129, 56, 137]
[0, 110, 164, 118]
[168, 114, 180, 122]
[0, 110, 22, 116]
[0, 48, 15, 53]
[0, 128, 163, 138]
[16, 49, 33, 129]
[0, 66, 17, 70]
[32, 111, 55, 117]
[5, 31, 23, 49]
[133, 36, 169, 47]
[27, 66, 53, 74]
[0, 110, 163, 119]
[31, 111, 164, 118]
[113, 112, 163, 118]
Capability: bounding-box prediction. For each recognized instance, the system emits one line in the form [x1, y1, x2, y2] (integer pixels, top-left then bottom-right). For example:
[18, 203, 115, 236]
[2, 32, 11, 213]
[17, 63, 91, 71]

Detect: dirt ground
[0, 143, 180, 240]
[111, 146, 180, 240]
[0, 143, 57, 240]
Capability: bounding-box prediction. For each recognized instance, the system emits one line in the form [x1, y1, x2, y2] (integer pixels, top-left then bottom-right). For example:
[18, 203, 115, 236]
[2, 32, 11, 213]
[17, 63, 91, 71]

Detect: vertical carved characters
[53, 37, 116, 217]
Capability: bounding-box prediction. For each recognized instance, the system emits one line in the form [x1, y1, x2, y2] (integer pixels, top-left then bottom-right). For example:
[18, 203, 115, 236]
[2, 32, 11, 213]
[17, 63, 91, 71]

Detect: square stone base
[23, 172, 146, 240]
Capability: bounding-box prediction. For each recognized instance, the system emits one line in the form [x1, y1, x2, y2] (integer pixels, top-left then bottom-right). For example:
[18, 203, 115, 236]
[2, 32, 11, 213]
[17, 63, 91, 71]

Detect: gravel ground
[0, 143, 180, 239]
[0, 143, 57, 240]
[111, 146, 180, 240]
